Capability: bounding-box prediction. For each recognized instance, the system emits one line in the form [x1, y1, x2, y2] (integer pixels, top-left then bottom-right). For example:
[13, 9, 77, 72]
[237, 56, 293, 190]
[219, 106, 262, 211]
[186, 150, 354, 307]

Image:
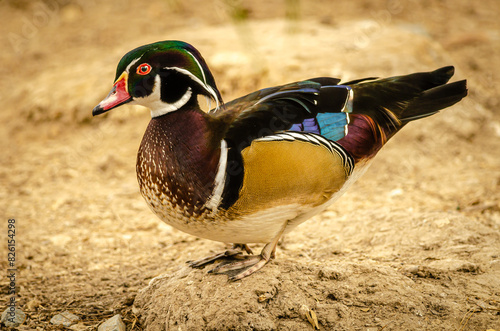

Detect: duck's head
[93, 40, 222, 118]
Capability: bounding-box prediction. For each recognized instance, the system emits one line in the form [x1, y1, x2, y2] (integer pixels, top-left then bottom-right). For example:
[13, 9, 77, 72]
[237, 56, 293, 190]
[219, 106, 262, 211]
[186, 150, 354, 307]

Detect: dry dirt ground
[1, 0, 500, 330]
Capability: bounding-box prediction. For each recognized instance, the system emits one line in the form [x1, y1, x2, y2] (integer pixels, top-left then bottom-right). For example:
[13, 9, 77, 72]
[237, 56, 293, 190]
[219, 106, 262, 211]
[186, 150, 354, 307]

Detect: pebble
[1, 307, 26, 327]
[98, 314, 126, 331]
[50, 311, 81, 327]
[69, 323, 90, 331]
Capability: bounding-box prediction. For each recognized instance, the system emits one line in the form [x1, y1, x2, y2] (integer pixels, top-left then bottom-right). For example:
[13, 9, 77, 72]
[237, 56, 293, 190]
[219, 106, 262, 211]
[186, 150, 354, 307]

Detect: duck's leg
[210, 223, 287, 281]
[187, 243, 253, 268]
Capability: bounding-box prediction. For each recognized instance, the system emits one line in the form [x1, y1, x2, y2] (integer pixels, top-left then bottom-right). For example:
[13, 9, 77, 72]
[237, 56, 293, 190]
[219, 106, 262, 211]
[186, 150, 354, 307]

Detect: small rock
[122, 294, 136, 306]
[429, 259, 481, 273]
[318, 266, 344, 280]
[70, 323, 90, 331]
[401, 265, 419, 275]
[1, 307, 26, 327]
[98, 314, 126, 331]
[132, 306, 141, 315]
[455, 262, 481, 273]
[257, 293, 273, 302]
[26, 298, 42, 311]
[489, 259, 500, 270]
[50, 311, 80, 327]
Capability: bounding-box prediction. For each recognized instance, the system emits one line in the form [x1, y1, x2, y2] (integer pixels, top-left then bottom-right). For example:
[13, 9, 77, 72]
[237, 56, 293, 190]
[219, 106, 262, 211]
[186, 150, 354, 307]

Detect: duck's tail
[347, 66, 467, 137]
[336, 66, 467, 162]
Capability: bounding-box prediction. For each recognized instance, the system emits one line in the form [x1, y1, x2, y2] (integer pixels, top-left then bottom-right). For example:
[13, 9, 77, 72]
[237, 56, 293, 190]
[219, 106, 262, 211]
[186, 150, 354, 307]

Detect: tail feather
[347, 66, 468, 137]
[401, 80, 467, 122]
[337, 66, 467, 162]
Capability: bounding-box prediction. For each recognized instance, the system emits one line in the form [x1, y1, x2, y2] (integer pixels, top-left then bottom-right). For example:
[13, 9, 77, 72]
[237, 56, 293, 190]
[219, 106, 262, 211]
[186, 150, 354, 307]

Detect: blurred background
[1, 0, 499, 329]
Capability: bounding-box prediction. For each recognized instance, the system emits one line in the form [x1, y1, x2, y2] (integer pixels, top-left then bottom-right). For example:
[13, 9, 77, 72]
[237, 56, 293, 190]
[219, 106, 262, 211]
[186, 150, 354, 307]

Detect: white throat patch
[131, 75, 193, 118]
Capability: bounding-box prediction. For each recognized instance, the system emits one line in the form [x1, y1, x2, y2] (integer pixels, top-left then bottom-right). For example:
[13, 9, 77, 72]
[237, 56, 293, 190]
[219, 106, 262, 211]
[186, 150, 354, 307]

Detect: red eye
[136, 63, 152, 75]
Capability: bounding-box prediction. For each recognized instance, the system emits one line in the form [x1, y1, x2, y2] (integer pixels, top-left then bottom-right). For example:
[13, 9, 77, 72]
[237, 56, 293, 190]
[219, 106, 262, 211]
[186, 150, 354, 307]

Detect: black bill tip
[92, 104, 108, 116]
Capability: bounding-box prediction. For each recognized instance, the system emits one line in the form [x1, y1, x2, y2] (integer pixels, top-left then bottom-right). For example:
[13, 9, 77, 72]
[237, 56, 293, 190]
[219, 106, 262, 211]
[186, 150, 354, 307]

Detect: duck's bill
[92, 72, 132, 116]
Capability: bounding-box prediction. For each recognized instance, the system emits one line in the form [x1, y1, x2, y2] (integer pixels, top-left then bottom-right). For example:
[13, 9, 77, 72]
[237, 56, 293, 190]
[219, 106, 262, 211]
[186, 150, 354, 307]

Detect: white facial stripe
[166, 66, 220, 110]
[204, 139, 228, 211]
[185, 51, 207, 85]
[125, 56, 142, 73]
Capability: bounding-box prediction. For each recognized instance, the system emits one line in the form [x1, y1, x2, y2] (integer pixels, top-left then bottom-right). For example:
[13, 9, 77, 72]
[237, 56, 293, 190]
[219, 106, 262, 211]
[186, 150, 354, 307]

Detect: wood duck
[93, 40, 467, 280]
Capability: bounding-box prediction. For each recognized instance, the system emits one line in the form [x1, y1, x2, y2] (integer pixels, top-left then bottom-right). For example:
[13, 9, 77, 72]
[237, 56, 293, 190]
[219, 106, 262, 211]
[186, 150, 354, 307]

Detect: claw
[236, 243, 254, 255]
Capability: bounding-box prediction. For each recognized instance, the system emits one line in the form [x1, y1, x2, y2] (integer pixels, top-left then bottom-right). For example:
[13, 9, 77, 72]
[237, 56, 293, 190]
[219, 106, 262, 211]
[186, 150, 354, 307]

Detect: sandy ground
[1, 0, 499, 330]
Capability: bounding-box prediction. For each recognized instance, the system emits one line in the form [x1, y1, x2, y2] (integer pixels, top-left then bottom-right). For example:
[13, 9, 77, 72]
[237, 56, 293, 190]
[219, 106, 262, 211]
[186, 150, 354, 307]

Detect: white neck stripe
[166, 66, 220, 111]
